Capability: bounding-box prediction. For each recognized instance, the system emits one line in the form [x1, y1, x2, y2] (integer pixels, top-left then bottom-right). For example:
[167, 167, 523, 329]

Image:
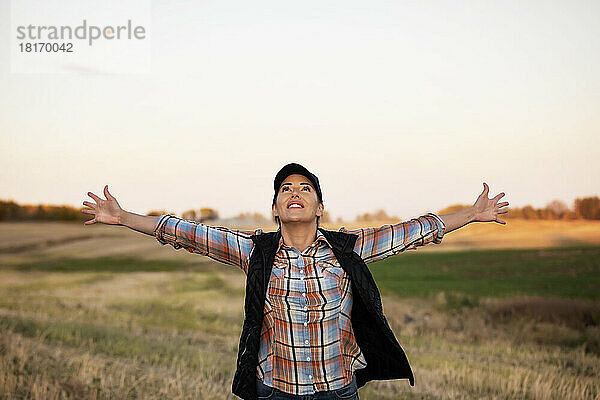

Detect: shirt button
[309, 375, 313, 379]
[303, 322, 308, 326]
[300, 269, 304, 274]
[307, 357, 311, 361]
[305, 339, 309, 345]
[302, 293, 306, 297]
[304, 306, 308, 311]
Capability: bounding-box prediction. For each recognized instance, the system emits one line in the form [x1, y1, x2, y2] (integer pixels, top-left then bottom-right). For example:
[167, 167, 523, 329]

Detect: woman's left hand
[472, 183, 509, 224]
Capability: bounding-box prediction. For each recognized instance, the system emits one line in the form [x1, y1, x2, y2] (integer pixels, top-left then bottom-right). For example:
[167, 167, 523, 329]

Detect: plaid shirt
[153, 213, 446, 395]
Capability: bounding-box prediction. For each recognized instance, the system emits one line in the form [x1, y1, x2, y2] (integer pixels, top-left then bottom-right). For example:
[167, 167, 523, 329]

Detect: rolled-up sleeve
[425, 212, 446, 245]
[153, 214, 177, 246]
[343, 212, 446, 264]
[153, 214, 258, 274]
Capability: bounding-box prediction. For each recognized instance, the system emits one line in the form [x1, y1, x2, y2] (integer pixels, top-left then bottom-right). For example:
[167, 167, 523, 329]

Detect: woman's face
[272, 174, 323, 225]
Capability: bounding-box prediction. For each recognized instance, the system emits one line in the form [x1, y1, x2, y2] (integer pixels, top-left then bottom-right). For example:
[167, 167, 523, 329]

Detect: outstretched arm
[343, 183, 508, 264]
[343, 213, 446, 264]
[82, 185, 158, 235]
[153, 214, 257, 273]
[438, 182, 509, 234]
[82, 185, 257, 273]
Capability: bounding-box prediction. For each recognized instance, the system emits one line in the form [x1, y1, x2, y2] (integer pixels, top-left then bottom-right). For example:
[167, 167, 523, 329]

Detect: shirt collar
[276, 228, 332, 253]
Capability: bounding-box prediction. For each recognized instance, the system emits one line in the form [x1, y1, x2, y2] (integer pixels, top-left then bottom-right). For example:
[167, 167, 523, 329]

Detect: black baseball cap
[273, 163, 323, 205]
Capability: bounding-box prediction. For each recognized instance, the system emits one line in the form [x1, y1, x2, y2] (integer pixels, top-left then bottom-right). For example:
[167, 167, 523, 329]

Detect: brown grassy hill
[1, 219, 599, 267]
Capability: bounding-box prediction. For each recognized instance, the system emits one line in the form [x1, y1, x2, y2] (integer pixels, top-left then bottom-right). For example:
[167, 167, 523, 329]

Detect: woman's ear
[316, 202, 324, 217]
[272, 204, 279, 217]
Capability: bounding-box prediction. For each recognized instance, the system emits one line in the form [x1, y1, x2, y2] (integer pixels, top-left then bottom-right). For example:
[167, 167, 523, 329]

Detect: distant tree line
[438, 196, 600, 220]
[1, 196, 599, 222]
[0, 200, 87, 221]
[180, 208, 219, 222]
[354, 209, 400, 223]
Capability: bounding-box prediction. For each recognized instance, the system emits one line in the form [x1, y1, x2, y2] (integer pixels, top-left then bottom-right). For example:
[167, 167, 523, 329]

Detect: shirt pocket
[266, 266, 288, 310]
[316, 260, 345, 311]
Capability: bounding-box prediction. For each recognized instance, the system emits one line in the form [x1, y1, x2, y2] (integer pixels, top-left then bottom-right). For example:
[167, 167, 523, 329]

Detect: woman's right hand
[82, 185, 124, 225]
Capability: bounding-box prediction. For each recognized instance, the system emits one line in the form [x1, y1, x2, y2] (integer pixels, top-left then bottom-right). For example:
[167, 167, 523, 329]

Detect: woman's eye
[281, 186, 310, 192]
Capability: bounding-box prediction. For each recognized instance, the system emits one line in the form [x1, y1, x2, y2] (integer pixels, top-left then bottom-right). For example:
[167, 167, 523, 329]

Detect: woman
[82, 163, 508, 400]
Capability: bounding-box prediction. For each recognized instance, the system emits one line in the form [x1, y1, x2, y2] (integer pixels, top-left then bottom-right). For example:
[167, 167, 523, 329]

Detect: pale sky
[1, 0, 598, 221]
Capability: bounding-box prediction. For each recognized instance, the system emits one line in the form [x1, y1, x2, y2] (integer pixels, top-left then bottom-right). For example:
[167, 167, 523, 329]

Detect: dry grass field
[1, 219, 599, 399]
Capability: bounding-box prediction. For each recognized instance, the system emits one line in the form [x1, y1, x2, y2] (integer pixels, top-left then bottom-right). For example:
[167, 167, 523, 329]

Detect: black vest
[232, 228, 415, 400]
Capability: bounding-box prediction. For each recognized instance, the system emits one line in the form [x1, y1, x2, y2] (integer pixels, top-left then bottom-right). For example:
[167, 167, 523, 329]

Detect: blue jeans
[256, 375, 359, 400]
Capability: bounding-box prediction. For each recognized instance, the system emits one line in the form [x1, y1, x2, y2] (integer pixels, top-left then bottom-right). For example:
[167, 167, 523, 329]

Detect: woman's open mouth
[287, 201, 304, 209]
